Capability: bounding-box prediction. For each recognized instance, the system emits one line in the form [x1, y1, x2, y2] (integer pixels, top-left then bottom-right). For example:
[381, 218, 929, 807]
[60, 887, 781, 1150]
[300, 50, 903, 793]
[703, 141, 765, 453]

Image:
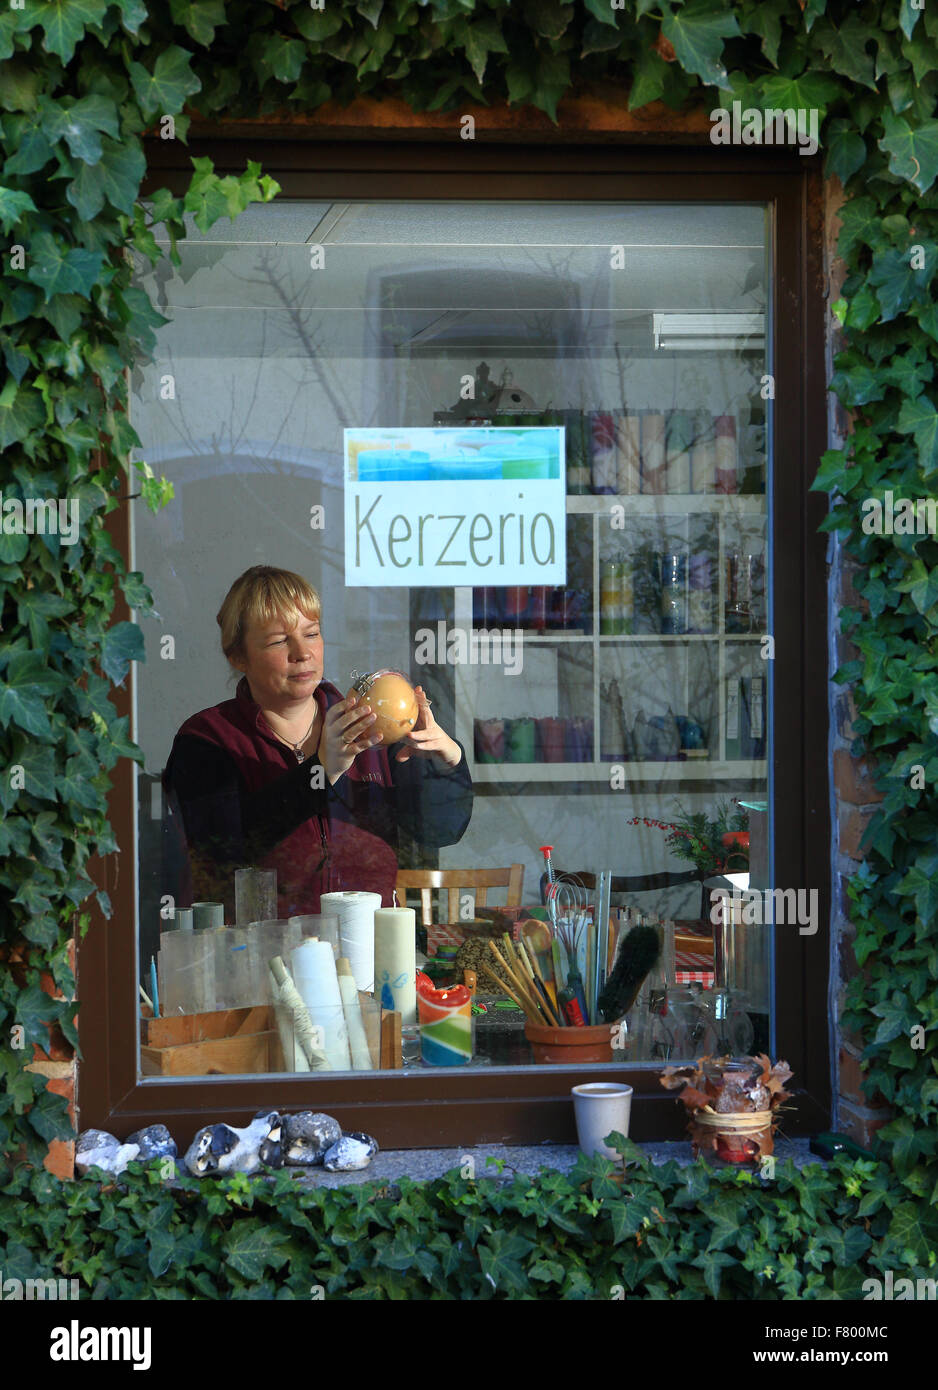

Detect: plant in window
[628, 799, 749, 881]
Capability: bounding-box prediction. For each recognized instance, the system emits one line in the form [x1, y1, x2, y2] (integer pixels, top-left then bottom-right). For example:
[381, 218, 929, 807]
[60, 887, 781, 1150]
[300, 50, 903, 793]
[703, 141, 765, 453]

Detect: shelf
[469, 761, 767, 784]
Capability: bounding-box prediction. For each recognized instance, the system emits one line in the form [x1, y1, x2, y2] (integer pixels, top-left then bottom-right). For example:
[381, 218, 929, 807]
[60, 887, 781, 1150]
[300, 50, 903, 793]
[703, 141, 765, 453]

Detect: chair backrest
[540, 867, 700, 902]
[396, 865, 524, 927]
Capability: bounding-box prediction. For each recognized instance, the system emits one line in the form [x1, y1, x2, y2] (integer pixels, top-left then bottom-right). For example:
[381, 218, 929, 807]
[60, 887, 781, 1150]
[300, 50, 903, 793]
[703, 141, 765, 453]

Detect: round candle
[374, 906, 417, 1028]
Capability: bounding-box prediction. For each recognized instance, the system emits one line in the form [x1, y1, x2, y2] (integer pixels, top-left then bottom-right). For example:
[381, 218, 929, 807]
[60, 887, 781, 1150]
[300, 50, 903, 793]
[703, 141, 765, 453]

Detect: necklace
[266, 710, 317, 763]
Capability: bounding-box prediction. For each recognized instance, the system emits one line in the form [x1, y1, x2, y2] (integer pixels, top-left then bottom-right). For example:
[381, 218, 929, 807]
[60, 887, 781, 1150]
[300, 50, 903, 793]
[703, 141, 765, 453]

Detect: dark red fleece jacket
[163, 677, 473, 919]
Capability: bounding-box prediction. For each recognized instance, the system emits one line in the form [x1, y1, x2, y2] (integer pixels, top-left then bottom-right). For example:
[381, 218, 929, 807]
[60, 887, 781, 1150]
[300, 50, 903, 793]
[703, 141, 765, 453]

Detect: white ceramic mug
[571, 1082, 634, 1159]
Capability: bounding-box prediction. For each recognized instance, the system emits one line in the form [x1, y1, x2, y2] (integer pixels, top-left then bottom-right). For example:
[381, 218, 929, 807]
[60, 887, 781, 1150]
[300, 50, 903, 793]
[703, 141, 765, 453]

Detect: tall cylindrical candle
[290, 938, 352, 1071]
[373, 906, 417, 1029]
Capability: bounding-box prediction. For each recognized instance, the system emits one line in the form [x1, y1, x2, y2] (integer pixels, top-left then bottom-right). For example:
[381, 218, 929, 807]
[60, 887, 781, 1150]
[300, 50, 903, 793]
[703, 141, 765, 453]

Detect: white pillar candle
[290, 939, 352, 1071]
[373, 905, 417, 1029]
[320, 890, 381, 992]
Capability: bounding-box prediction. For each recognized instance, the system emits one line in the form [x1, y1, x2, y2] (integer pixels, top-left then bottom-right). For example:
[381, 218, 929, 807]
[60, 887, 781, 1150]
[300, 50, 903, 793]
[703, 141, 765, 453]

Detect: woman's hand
[394, 686, 462, 771]
[318, 692, 382, 785]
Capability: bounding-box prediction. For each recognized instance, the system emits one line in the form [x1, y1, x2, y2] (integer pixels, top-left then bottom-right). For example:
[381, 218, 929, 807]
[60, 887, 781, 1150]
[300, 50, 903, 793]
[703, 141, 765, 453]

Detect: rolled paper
[641, 413, 667, 494]
[268, 956, 328, 1070]
[320, 890, 381, 992]
[615, 411, 641, 495]
[289, 939, 352, 1071]
[714, 414, 738, 494]
[268, 965, 310, 1072]
[336, 957, 373, 1070]
[590, 412, 617, 494]
[416, 975, 472, 1066]
[374, 906, 417, 1029]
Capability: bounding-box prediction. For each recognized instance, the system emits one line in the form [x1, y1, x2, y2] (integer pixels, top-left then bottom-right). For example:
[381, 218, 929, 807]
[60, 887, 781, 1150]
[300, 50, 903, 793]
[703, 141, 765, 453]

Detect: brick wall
[22, 940, 76, 1180]
[824, 178, 893, 1149]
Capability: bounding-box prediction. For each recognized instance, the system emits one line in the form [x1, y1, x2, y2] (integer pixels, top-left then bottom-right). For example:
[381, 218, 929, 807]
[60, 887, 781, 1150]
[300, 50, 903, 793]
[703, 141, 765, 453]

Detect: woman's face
[233, 608, 324, 707]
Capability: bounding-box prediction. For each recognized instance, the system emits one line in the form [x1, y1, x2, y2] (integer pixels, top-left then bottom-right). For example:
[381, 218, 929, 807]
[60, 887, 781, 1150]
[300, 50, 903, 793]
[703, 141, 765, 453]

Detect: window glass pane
[130, 200, 771, 1079]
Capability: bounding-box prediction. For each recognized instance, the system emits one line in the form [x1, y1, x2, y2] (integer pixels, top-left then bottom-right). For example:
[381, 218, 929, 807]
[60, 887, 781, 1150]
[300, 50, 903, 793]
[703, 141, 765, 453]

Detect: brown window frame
[80, 137, 830, 1146]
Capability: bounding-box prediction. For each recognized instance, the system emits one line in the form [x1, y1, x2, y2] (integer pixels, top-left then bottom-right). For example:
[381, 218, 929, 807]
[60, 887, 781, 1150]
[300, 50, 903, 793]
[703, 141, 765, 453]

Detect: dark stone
[281, 1111, 342, 1167]
[125, 1124, 177, 1161]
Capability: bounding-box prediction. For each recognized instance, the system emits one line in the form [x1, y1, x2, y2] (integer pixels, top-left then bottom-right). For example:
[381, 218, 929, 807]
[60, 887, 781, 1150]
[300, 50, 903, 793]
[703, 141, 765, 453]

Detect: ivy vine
[0, 0, 936, 1214]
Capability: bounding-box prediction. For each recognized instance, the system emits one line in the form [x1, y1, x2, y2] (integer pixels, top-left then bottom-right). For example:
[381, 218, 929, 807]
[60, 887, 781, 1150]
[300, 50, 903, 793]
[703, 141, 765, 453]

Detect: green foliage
[0, 1151, 932, 1300]
[0, 0, 935, 1229]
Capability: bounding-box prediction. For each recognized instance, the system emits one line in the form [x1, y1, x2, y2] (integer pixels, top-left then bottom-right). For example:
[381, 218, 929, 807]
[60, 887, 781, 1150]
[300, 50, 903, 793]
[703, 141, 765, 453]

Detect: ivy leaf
[98, 620, 146, 685]
[8, 982, 61, 1049]
[43, 93, 121, 164]
[16, 589, 74, 647]
[37, 0, 108, 65]
[0, 186, 37, 233]
[583, 0, 619, 26]
[112, 0, 149, 36]
[0, 650, 65, 740]
[757, 70, 842, 113]
[221, 1220, 292, 1280]
[660, 0, 739, 89]
[67, 135, 146, 220]
[1, 741, 57, 810]
[255, 35, 306, 85]
[292, 7, 345, 41]
[880, 350, 934, 398]
[879, 110, 938, 195]
[815, 16, 877, 90]
[896, 393, 938, 475]
[895, 856, 938, 924]
[824, 119, 867, 185]
[629, 46, 668, 110]
[25, 231, 104, 303]
[0, 59, 40, 112]
[0, 376, 45, 450]
[2, 116, 53, 175]
[836, 197, 880, 259]
[868, 242, 938, 322]
[900, 0, 922, 39]
[146, 1225, 176, 1277]
[913, 301, 938, 343]
[168, 0, 227, 48]
[128, 45, 201, 121]
[738, 8, 778, 67]
[358, 0, 385, 27]
[458, 17, 509, 85]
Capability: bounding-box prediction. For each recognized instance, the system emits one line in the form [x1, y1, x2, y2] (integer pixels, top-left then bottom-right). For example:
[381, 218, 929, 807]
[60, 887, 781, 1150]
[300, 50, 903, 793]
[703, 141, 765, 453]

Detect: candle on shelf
[373, 905, 417, 1029]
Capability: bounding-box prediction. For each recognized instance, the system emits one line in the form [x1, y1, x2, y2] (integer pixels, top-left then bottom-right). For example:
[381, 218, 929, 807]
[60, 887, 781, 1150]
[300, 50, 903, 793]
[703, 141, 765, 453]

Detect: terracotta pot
[525, 1021, 613, 1064]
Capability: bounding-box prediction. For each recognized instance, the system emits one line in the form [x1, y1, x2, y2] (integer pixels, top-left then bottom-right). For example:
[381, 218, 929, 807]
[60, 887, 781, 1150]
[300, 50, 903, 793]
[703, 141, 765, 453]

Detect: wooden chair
[396, 865, 524, 927]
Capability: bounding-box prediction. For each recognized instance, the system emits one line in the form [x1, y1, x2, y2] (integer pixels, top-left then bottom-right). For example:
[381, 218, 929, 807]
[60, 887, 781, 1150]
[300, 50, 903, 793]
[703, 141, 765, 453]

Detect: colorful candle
[416, 972, 472, 1066]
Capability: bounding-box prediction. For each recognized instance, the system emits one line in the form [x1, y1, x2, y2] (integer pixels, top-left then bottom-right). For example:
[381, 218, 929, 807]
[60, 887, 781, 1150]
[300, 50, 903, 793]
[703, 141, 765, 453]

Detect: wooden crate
[141, 1006, 280, 1076]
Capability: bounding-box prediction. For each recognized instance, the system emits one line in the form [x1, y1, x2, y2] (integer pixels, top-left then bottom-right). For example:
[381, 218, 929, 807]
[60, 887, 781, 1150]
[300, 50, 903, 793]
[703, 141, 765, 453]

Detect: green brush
[597, 925, 661, 1023]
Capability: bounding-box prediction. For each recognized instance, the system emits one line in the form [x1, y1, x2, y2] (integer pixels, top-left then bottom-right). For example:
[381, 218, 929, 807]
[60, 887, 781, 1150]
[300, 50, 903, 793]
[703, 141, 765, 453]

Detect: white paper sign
[344, 426, 566, 587]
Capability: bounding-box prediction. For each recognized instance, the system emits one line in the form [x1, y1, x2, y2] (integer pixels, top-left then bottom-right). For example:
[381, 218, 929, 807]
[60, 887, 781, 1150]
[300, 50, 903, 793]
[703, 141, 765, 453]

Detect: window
[83, 144, 830, 1144]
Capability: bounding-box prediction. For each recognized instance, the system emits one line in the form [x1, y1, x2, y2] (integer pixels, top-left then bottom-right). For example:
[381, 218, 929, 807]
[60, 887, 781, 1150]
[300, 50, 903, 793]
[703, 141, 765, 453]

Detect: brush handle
[489, 942, 552, 1024]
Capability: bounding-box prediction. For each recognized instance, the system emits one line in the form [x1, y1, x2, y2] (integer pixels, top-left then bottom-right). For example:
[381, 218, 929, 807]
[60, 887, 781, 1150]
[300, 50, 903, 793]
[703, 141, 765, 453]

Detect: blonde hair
[217, 566, 322, 661]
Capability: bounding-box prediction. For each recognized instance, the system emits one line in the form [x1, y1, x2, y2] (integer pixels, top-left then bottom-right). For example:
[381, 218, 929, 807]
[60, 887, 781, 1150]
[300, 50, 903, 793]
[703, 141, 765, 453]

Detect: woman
[163, 565, 473, 918]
